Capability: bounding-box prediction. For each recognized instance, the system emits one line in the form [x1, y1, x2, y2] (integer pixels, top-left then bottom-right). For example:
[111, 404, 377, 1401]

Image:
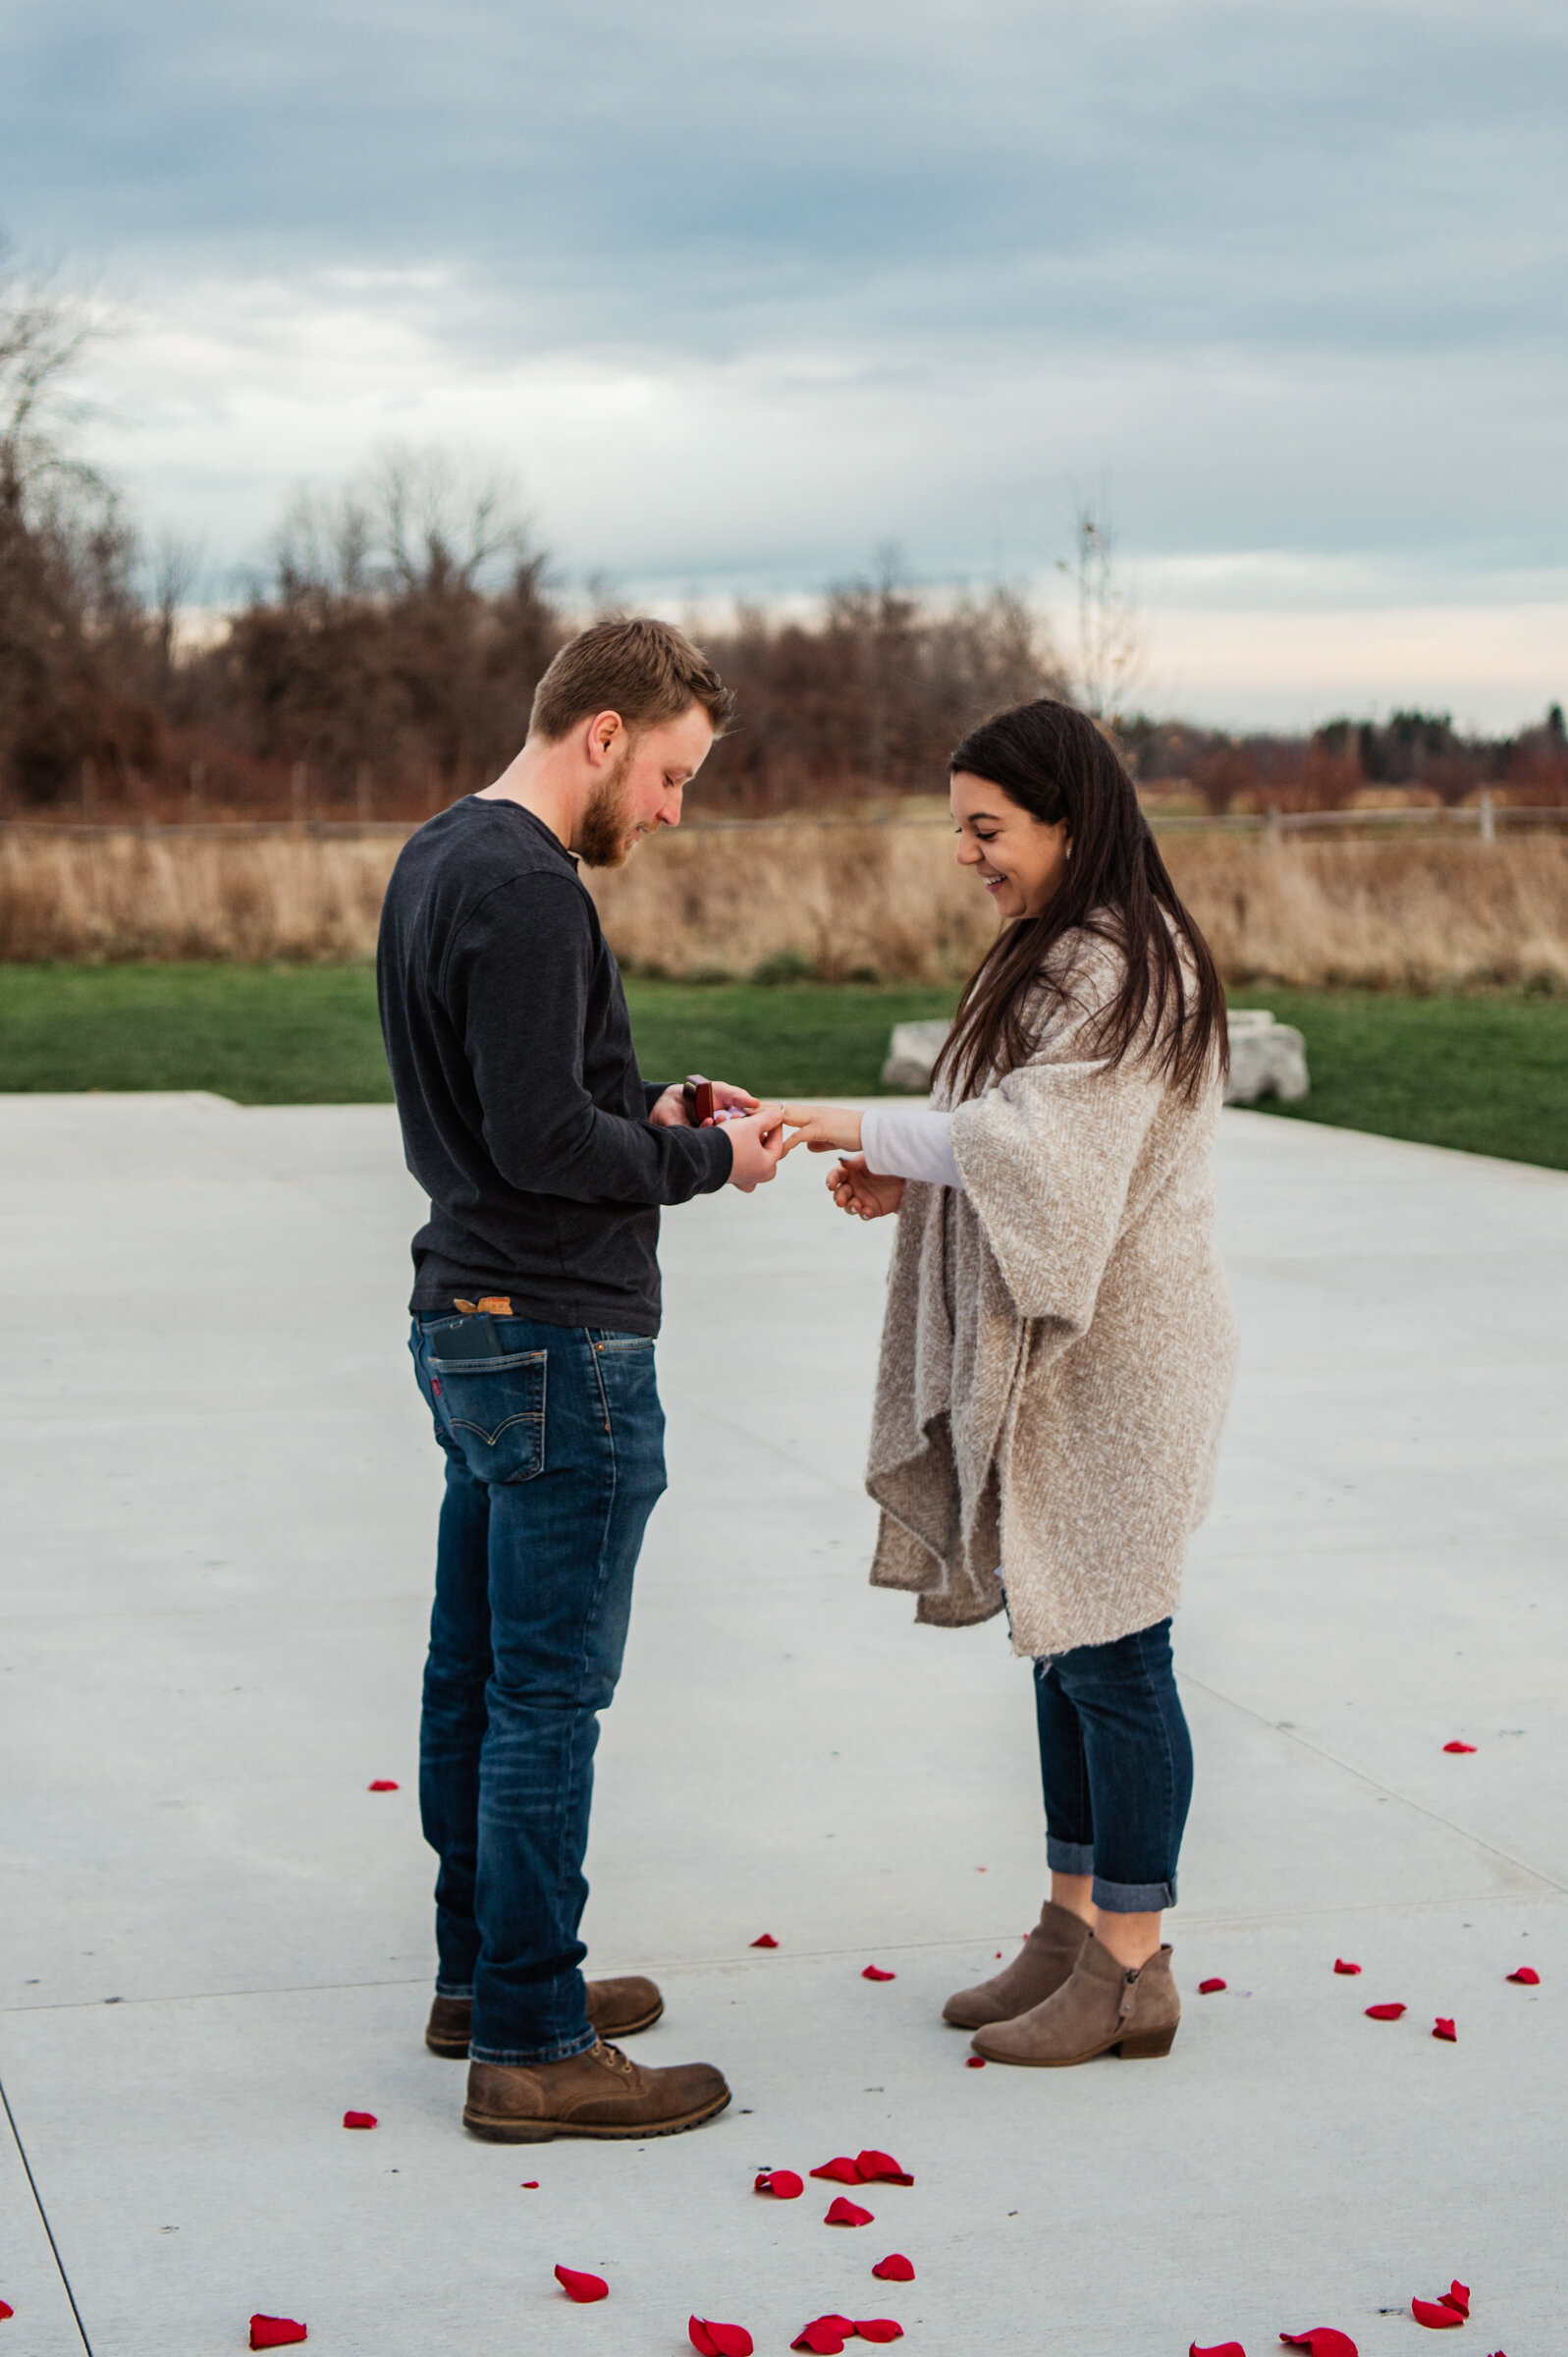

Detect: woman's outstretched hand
[782, 1103, 864, 1155]
[827, 1154, 904, 1221]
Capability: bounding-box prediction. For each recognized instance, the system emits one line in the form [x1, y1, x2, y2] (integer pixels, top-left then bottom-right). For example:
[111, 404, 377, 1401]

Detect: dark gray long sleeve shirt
[377, 795, 731, 1331]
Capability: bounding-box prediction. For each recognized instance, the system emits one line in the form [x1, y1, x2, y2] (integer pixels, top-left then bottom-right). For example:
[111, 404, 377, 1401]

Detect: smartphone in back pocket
[429, 1315, 503, 1361]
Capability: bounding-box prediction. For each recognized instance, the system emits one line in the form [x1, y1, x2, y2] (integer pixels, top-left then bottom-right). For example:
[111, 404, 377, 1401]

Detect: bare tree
[0, 241, 105, 521]
[1056, 488, 1146, 724]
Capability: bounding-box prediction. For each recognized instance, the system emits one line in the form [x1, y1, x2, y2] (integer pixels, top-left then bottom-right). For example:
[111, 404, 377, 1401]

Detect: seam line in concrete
[681, 1399, 866, 1500]
[0, 2069, 94, 2355]
[1184, 1672, 1568, 1895]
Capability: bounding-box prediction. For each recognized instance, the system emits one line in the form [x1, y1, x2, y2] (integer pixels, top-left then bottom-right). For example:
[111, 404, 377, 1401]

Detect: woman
[783, 698, 1237, 2067]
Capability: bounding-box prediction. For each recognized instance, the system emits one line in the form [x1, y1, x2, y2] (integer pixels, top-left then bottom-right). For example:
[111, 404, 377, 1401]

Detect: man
[377, 617, 784, 2143]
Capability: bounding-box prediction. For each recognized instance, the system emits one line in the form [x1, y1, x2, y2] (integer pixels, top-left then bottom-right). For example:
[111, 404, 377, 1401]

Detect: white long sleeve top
[859, 1104, 964, 1188]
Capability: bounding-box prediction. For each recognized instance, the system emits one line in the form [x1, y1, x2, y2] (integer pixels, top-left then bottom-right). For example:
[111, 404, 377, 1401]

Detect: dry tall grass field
[3, 820, 1568, 991]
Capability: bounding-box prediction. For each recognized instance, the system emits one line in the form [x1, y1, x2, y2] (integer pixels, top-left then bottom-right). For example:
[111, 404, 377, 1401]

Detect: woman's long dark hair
[933, 698, 1227, 1102]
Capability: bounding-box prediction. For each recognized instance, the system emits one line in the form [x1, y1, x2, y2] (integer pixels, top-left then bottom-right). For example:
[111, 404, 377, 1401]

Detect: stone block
[879, 1008, 1310, 1103]
[1224, 1008, 1310, 1103]
[880, 1017, 954, 1091]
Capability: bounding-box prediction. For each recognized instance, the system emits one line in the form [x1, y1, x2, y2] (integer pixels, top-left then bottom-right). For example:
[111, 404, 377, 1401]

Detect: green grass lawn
[1, 963, 1565, 1171]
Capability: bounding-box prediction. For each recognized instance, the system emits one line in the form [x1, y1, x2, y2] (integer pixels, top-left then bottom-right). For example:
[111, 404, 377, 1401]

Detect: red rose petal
[854, 2324, 904, 2344]
[1333, 1959, 1362, 1975]
[1507, 1966, 1540, 1985]
[966, 2055, 986, 2067]
[1442, 1741, 1477, 1754]
[825, 2196, 874, 2227]
[854, 2150, 913, 2185]
[750, 1935, 780, 1948]
[1198, 1977, 1227, 1995]
[1433, 2017, 1457, 2042]
[1442, 2284, 1471, 2319]
[249, 2322, 307, 2351]
[1413, 2302, 1464, 2330]
[521, 2181, 539, 2188]
[861, 1966, 896, 1981]
[367, 1780, 400, 1791]
[873, 2256, 916, 2281]
[1191, 2343, 1247, 2356]
[342, 2110, 377, 2130]
[810, 2157, 864, 2184]
[554, 2265, 608, 2304]
[0, 2307, 15, 2325]
[1365, 2002, 1406, 2020]
[689, 2322, 754, 2357]
[790, 2322, 853, 2355]
[1279, 2331, 1359, 2357]
[755, 2169, 804, 2199]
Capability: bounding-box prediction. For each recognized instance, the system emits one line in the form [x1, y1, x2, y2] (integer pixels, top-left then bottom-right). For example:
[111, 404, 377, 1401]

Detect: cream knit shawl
[866, 924, 1237, 1657]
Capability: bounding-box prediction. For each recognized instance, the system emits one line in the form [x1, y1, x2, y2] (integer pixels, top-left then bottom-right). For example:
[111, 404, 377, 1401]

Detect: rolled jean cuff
[1046, 1837, 1095, 1877]
[1092, 1874, 1176, 1913]
[435, 1978, 474, 2000]
[468, 2026, 598, 2068]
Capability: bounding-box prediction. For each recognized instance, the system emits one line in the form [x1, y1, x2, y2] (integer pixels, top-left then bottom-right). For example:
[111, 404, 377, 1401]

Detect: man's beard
[574, 747, 637, 869]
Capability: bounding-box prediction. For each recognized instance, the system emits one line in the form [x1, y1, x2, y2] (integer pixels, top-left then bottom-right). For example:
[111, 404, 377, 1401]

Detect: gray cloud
[3, 0, 1564, 707]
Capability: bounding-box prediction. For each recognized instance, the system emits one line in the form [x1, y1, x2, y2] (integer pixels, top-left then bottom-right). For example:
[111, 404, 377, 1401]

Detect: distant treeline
[2, 251, 1564, 821]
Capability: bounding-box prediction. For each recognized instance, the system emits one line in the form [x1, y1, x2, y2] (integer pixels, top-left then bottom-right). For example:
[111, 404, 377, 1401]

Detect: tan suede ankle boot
[970, 1934, 1180, 2066]
[943, 1900, 1094, 2030]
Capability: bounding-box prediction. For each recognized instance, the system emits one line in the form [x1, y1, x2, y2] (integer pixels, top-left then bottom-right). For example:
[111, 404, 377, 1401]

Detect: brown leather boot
[462, 2041, 730, 2141]
[970, 1935, 1180, 2066]
[942, 1900, 1093, 2030]
[425, 1975, 664, 2058]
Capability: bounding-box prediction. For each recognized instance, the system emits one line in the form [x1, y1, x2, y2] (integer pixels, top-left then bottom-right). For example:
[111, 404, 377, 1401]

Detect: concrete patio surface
[1, 1092, 1563, 2357]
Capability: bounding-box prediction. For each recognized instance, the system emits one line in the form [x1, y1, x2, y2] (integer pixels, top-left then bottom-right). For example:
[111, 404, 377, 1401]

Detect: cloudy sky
[2, 0, 1563, 727]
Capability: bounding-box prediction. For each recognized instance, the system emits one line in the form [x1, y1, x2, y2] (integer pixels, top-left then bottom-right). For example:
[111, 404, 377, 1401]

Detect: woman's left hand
[783, 1103, 864, 1155]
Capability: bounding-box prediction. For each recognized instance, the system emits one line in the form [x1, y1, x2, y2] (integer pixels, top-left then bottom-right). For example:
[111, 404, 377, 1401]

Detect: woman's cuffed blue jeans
[1034, 1617, 1193, 1912]
[409, 1314, 667, 2067]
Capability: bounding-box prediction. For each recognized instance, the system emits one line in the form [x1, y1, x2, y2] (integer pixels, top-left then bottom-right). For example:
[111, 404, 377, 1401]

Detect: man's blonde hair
[529, 617, 733, 743]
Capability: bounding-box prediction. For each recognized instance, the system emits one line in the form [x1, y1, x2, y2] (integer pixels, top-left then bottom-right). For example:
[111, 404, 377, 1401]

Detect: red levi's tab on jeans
[1507, 1966, 1540, 1984]
[825, 2196, 874, 2227]
[250, 2321, 307, 2350]
[873, 2256, 916, 2281]
[854, 2150, 913, 2185]
[1365, 2002, 1406, 2020]
[689, 2321, 754, 2357]
[554, 2266, 608, 2303]
[1279, 2331, 1359, 2357]
[811, 2158, 863, 2184]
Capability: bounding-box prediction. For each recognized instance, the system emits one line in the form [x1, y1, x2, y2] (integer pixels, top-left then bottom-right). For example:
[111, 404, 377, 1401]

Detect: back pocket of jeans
[425, 1343, 547, 1485]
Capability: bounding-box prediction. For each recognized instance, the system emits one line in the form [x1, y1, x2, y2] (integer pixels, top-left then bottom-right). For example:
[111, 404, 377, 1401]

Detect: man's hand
[648, 1078, 761, 1128]
[827, 1153, 904, 1220]
[725, 1105, 787, 1191]
[782, 1103, 864, 1156]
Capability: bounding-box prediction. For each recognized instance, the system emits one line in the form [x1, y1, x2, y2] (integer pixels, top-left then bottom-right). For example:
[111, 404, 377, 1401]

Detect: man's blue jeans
[409, 1313, 667, 2065]
[1034, 1617, 1193, 1913]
